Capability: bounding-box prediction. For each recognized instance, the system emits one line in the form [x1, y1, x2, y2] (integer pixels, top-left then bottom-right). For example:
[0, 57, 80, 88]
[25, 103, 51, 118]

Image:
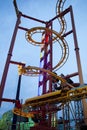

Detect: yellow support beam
[23, 85, 87, 107]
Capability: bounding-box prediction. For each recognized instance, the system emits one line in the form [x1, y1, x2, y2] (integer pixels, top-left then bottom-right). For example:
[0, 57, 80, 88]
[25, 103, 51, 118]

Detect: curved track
[25, 27, 69, 71]
[56, 0, 67, 35]
[18, 65, 74, 89]
[25, 0, 68, 71]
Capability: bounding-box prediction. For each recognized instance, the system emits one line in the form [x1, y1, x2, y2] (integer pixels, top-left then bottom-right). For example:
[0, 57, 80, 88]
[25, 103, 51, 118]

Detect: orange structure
[0, 0, 87, 130]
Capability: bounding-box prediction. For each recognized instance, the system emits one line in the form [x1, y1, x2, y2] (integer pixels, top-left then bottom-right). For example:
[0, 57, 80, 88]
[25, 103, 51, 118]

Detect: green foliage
[0, 110, 12, 130]
[0, 110, 35, 130]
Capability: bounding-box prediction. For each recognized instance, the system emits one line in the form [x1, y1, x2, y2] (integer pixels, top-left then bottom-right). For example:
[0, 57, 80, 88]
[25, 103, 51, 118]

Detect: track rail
[56, 0, 67, 35]
[13, 85, 87, 117]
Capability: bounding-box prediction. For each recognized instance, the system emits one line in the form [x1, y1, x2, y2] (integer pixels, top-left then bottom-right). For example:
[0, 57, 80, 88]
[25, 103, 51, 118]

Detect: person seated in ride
[52, 73, 74, 92]
[52, 72, 61, 91]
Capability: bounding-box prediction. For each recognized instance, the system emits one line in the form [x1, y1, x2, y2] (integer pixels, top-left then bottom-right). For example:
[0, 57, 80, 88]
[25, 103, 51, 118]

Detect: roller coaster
[0, 0, 87, 130]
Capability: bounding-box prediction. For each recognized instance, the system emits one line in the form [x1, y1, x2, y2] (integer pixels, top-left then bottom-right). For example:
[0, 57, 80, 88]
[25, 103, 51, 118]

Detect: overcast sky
[0, 0, 87, 116]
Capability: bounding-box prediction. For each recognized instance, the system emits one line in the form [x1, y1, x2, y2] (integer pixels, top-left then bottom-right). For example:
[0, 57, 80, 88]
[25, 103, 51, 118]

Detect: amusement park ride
[0, 0, 87, 130]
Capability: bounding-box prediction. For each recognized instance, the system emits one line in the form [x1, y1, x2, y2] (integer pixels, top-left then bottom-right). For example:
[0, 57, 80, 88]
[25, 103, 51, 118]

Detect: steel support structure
[38, 22, 53, 95]
[11, 75, 22, 130]
[0, 12, 21, 105]
[37, 21, 53, 127]
[0, 4, 86, 129]
[70, 6, 87, 125]
[49, 5, 86, 127]
[0, 12, 46, 105]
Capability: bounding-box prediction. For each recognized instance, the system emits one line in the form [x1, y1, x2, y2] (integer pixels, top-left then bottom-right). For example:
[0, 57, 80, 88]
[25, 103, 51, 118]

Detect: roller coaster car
[53, 73, 74, 92]
[53, 81, 73, 92]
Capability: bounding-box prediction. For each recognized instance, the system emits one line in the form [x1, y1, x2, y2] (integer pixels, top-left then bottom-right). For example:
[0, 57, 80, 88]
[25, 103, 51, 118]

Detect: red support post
[0, 12, 22, 105]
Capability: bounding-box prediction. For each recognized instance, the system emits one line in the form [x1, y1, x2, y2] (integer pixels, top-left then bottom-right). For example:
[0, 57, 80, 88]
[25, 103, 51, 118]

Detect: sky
[0, 0, 87, 116]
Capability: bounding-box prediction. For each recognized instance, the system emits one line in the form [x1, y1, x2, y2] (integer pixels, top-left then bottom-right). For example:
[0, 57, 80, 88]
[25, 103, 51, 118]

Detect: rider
[52, 73, 74, 91]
